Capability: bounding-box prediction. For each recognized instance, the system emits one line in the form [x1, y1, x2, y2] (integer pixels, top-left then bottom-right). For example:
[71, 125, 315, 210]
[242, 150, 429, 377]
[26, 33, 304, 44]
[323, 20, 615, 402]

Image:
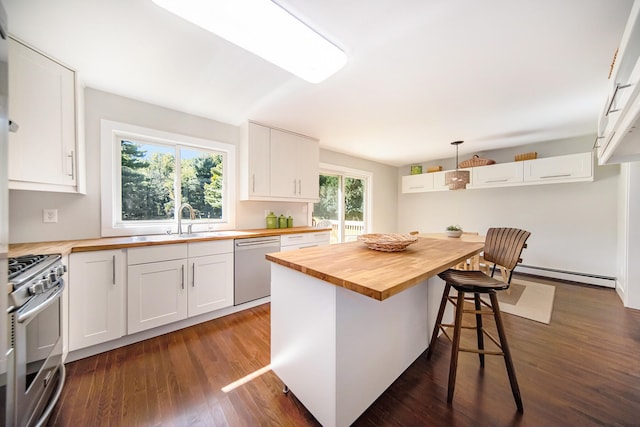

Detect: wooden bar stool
[426, 227, 531, 413]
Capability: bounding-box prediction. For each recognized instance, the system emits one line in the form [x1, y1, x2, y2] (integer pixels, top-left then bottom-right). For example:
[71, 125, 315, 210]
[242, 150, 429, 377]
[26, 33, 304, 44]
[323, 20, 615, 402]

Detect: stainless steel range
[7, 254, 67, 427]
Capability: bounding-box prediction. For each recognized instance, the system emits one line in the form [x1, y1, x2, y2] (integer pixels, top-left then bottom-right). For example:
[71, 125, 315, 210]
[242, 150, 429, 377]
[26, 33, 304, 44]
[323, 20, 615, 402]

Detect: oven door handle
[16, 280, 65, 324]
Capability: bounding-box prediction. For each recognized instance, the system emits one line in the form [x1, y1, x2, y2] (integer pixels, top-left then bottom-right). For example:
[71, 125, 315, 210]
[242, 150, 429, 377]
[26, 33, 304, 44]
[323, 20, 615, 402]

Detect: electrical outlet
[43, 209, 58, 223]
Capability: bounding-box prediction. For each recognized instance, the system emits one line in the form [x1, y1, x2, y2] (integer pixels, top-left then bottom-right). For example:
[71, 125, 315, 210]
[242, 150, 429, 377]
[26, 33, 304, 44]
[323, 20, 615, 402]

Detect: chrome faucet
[177, 203, 195, 235]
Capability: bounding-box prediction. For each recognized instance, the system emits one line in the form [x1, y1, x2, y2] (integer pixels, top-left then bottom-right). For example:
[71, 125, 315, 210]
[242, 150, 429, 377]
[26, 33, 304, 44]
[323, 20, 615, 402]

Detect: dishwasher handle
[235, 239, 280, 248]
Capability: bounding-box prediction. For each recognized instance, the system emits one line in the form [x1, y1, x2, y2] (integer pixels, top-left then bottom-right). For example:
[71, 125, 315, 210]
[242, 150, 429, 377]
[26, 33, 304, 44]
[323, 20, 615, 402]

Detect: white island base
[270, 264, 448, 427]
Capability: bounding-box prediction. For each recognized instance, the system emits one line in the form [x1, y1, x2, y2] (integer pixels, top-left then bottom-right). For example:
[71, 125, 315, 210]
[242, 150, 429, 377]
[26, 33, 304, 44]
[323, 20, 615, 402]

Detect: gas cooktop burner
[8, 254, 48, 280]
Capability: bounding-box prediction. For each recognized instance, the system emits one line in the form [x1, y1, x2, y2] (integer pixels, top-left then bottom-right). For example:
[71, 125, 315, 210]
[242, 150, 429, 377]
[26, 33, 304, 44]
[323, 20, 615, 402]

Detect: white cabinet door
[296, 136, 320, 200]
[8, 37, 78, 192]
[127, 259, 188, 334]
[270, 128, 319, 201]
[187, 253, 234, 317]
[523, 152, 593, 184]
[470, 162, 524, 188]
[244, 122, 271, 198]
[401, 173, 433, 193]
[270, 128, 302, 198]
[68, 250, 126, 351]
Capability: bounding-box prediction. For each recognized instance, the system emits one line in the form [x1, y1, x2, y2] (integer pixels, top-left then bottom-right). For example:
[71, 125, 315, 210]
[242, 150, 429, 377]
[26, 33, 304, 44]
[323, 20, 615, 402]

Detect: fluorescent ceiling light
[152, 0, 347, 83]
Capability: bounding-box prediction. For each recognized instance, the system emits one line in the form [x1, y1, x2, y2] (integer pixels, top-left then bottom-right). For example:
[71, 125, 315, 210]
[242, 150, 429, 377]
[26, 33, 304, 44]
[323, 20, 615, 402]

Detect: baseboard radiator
[516, 264, 616, 288]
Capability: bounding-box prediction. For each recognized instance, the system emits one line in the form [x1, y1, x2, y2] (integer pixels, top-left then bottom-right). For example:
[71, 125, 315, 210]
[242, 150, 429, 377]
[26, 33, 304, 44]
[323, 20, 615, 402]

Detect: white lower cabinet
[68, 250, 126, 351]
[281, 231, 331, 251]
[128, 258, 188, 334]
[127, 241, 234, 334]
[187, 241, 234, 317]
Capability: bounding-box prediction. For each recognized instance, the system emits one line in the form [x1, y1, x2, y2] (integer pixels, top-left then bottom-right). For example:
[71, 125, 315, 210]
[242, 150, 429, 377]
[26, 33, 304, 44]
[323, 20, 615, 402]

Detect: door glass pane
[314, 174, 339, 243]
[121, 140, 174, 222]
[180, 147, 224, 220]
[344, 177, 365, 242]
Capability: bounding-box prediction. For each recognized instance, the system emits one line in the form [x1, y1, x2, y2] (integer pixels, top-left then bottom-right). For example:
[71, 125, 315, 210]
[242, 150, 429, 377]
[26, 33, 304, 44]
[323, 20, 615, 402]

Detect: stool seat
[438, 269, 509, 293]
[426, 227, 531, 414]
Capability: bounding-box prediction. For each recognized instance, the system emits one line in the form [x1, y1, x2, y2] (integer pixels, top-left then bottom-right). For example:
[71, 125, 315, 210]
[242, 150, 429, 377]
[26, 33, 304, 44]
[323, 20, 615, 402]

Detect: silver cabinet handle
[192, 263, 195, 287]
[181, 265, 185, 289]
[67, 151, 75, 180]
[112, 255, 116, 285]
[606, 83, 632, 116]
[539, 173, 571, 179]
[486, 178, 508, 183]
[293, 179, 297, 195]
[252, 174, 255, 193]
[298, 179, 302, 195]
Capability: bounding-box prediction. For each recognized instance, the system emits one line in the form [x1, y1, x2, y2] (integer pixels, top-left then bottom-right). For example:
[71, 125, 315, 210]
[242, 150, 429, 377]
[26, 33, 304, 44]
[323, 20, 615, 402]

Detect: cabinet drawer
[188, 240, 233, 258]
[281, 233, 309, 247]
[128, 244, 188, 265]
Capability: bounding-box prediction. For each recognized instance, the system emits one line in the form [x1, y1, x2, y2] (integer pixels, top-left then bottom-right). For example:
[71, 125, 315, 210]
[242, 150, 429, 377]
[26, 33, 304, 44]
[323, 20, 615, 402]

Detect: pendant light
[445, 141, 470, 190]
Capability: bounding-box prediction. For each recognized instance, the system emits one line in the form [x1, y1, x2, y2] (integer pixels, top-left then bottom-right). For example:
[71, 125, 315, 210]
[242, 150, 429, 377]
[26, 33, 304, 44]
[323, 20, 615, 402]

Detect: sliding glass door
[313, 167, 370, 244]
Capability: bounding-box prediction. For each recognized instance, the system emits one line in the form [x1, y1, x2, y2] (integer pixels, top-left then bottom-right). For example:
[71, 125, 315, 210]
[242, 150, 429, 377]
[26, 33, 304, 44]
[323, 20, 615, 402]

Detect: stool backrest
[483, 228, 531, 272]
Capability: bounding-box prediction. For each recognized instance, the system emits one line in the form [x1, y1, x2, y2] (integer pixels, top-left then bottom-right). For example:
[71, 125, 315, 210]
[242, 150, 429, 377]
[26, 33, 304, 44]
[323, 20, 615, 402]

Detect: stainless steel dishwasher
[234, 236, 281, 305]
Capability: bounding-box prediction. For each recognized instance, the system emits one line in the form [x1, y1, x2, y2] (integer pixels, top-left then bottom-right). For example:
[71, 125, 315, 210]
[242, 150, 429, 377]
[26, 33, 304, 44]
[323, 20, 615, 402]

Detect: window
[101, 120, 236, 236]
[313, 164, 371, 243]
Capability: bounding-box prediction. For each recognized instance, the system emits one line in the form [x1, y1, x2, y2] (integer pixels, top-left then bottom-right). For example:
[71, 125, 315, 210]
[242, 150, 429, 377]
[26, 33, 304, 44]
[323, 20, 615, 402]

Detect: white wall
[8, 88, 398, 243]
[616, 162, 640, 309]
[397, 136, 620, 279]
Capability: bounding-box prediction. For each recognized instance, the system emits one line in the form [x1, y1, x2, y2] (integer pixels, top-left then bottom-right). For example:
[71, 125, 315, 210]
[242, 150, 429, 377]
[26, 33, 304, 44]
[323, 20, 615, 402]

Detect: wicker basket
[514, 152, 537, 161]
[458, 155, 495, 168]
[358, 233, 418, 252]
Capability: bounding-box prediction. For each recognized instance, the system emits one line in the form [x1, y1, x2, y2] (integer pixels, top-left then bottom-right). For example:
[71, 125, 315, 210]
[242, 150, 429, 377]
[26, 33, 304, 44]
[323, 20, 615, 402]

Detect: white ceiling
[5, 0, 635, 166]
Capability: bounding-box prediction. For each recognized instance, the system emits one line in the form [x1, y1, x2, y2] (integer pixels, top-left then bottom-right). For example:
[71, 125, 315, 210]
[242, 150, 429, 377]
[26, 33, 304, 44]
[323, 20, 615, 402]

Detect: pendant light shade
[445, 141, 470, 190]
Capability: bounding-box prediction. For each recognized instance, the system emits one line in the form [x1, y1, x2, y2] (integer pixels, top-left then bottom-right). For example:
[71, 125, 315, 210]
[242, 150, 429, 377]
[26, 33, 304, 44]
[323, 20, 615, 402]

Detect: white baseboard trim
[517, 265, 615, 288]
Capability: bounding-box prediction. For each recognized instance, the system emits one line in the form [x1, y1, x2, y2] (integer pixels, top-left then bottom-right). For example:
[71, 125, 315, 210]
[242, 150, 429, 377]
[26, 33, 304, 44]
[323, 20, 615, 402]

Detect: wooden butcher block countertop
[8, 226, 328, 258]
[266, 236, 484, 301]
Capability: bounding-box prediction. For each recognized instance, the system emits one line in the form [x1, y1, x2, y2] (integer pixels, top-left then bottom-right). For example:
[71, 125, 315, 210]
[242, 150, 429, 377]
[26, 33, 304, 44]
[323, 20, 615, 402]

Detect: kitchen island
[266, 236, 484, 427]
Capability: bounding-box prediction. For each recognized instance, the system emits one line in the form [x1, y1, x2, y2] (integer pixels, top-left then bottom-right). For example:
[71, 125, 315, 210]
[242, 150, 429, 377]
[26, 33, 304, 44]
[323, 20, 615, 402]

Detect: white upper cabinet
[596, 1, 640, 164]
[240, 121, 319, 202]
[402, 173, 434, 193]
[240, 122, 271, 198]
[469, 162, 524, 188]
[8, 37, 84, 193]
[402, 152, 594, 193]
[401, 170, 450, 193]
[523, 152, 593, 184]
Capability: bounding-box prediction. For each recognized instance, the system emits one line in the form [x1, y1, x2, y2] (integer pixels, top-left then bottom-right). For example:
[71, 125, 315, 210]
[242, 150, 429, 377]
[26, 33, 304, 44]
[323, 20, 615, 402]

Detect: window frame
[100, 119, 236, 237]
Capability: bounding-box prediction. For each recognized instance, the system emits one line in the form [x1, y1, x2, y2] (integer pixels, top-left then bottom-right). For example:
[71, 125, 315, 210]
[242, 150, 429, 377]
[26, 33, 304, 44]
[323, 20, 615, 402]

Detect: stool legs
[447, 291, 465, 403]
[426, 283, 451, 360]
[428, 284, 524, 413]
[474, 292, 485, 368]
[489, 293, 524, 413]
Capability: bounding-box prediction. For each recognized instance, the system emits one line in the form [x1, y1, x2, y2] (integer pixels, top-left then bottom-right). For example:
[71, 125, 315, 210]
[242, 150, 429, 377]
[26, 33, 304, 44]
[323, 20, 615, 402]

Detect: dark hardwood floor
[48, 275, 640, 426]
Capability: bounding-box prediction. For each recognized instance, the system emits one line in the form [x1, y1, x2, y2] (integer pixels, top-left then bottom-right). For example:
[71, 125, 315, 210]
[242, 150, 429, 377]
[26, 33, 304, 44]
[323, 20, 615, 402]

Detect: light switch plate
[43, 209, 58, 223]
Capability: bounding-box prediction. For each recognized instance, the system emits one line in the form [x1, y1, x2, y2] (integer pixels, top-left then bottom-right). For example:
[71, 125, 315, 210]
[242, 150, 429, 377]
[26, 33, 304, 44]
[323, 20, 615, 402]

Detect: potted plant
[446, 225, 463, 238]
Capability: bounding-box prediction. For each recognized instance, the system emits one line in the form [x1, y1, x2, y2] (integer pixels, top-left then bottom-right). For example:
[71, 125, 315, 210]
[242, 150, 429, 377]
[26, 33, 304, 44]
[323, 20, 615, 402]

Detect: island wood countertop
[8, 226, 329, 258]
[266, 236, 484, 301]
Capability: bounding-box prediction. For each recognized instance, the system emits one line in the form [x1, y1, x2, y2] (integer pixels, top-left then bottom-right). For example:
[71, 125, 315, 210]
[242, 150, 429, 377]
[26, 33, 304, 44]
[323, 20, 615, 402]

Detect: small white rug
[484, 278, 556, 324]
